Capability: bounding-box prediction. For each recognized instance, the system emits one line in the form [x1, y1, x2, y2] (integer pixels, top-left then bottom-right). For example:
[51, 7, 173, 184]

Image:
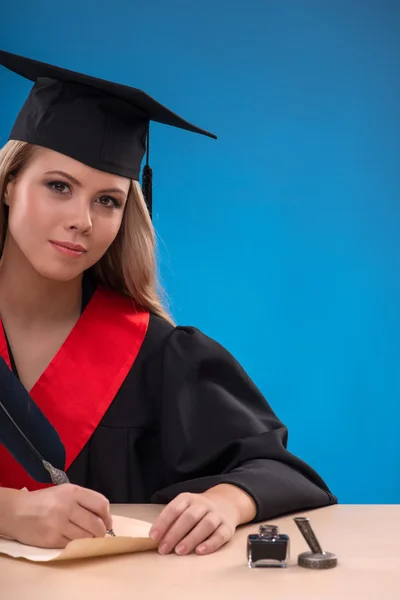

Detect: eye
[47, 181, 71, 194]
[96, 196, 121, 209]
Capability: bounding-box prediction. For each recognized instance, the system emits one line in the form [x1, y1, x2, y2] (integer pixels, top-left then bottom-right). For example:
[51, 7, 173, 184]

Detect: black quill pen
[0, 357, 115, 535]
[0, 357, 67, 483]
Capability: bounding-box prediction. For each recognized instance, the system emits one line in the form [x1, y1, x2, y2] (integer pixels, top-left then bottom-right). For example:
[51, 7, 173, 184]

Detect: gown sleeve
[150, 325, 337, 522]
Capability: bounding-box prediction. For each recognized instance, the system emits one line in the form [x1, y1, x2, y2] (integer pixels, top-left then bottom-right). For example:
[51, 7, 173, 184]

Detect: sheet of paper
[0, 515, 157, 562]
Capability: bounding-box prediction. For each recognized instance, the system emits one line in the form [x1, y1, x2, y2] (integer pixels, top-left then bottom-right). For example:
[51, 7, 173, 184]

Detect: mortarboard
[0, 49, 217, 216]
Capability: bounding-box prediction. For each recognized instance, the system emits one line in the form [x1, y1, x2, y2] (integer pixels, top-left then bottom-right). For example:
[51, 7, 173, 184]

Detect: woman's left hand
[149, 491, 240, 556]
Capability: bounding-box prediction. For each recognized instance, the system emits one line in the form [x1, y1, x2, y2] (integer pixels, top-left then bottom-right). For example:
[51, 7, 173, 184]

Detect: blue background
[1, 0, 399, 503]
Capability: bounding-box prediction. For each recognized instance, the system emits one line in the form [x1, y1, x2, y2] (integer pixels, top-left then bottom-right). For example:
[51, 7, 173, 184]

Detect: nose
[64, 199, 93, 234]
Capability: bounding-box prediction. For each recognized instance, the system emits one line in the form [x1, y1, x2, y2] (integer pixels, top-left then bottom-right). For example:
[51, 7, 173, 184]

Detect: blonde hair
[0, 140, 174, 325]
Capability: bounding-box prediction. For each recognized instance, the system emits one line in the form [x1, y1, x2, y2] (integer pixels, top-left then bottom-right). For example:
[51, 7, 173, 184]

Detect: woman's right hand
[10, 484, 113, 549]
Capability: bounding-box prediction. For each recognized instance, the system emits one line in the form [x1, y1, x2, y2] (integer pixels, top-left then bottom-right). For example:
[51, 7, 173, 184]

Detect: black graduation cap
[0, 49, 217, 216]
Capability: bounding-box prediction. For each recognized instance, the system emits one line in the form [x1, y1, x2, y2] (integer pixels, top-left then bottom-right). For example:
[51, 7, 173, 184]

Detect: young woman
[0, 49, 336, 556]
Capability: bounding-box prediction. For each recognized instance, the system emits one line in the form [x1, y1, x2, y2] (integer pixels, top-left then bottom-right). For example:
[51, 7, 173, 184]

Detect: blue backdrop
[1, 0, 399, 503]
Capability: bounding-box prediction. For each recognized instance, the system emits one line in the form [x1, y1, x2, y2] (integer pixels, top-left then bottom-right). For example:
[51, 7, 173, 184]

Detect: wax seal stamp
[293, 517, 337, 569]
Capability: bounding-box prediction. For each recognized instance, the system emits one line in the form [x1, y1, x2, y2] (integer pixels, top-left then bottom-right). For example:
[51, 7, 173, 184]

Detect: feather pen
[0, 357, 66, 483]
[0, 357, 115, 535]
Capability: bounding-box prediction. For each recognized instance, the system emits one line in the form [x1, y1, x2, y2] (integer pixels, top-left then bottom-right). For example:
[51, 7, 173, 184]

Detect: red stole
[0, 287, 149, 490]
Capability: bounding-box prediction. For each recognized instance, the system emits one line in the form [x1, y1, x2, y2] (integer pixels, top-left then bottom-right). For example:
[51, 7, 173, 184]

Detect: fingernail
[175, 544, 186, 555]
[197, 545, 207, 554]
[159, 543, 169, 555]
[150, 529, 160, 542]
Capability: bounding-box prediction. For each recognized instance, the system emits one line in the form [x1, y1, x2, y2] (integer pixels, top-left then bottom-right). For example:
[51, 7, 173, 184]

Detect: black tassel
[142, 164, 153, 219]
[141, 125, 153, 218]
[0, 358, 67, 483]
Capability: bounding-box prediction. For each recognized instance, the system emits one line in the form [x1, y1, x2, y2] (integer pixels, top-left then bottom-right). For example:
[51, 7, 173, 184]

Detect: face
[4, 147, 131, 281]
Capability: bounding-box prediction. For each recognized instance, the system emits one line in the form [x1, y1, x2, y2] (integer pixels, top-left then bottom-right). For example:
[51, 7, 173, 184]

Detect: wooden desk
[1, 505, 399, 600]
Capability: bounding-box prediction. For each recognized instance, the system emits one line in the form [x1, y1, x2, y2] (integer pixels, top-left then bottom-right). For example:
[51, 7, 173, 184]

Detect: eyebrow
[44, 170, 127, 196]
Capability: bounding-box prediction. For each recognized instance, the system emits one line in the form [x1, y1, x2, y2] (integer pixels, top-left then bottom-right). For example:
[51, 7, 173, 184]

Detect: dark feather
[0, 357, 66, 483]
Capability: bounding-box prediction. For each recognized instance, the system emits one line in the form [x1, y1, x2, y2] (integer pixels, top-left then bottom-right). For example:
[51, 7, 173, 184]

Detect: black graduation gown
[4, 278, 337, 522]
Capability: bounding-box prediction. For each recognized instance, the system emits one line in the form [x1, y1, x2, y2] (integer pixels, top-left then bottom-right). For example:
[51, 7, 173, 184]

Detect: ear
[3, 174, 16, 207]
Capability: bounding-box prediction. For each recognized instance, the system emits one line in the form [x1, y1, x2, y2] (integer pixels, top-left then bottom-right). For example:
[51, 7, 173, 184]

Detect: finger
[149, 494, 192, 543]
[69, 505, 107, 538]
[63, 520, 97, 542]
[42, 534, 71, 549]
[59, 535, 71, 548]
[75, 487, 112, 530]
[195, 523, 233, 555]
[157, 503, 210, 555]
[174, 511, 222, 555]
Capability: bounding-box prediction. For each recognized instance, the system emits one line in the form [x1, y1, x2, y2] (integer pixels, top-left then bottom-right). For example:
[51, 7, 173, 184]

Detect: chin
[41, 269, 84, 283]
[31, 261, 87, 283]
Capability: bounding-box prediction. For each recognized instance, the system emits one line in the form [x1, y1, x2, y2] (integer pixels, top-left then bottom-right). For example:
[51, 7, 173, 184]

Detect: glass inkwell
[247, 524, 290, 568]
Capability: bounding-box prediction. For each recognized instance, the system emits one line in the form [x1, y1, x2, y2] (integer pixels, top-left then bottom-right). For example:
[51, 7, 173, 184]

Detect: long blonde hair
[0, 140, 174, 325]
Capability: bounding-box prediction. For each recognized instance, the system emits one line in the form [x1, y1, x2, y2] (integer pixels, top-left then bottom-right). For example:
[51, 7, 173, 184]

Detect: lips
[50, 240, 87, 252]
[49, 240, 88, 258]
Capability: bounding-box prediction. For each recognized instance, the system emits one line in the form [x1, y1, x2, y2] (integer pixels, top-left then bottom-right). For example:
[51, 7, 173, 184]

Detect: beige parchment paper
[0, 515, 157, 562]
